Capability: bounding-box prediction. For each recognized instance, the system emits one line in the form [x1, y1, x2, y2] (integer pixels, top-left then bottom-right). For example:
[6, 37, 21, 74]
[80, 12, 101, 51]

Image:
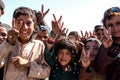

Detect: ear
[34, 22, 38, 30]
[1, 10, 4, 15]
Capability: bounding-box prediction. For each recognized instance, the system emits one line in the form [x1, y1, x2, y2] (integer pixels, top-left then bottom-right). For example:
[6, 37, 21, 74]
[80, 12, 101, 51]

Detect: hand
[37, 4, 50, 25]
[51, 14, 64, 35]
[7, 18, 21, 45]
[89, 30, 96, 38]
[11, 56, 30, 68]
[80, 47, 91, 69]
[80, 31, 89, 42]
[102, 27, 113, 48]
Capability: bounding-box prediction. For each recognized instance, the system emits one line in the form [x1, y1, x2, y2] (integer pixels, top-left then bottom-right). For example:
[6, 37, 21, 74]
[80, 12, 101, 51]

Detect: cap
[0, 0, 5, 10]
[94, 25, 104, 32]
[40, 25, 51, 34]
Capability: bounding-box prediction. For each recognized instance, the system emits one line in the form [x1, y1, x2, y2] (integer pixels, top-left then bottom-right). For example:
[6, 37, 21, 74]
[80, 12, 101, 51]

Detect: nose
[22, 23, 28, 29]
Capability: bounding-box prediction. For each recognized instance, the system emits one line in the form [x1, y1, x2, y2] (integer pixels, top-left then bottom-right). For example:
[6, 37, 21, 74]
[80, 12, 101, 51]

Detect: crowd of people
[0, 0, 120, 80]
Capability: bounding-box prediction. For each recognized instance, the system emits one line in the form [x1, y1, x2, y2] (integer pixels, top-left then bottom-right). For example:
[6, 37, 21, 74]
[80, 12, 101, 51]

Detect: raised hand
[7, 18, 21, 45]
[37, 4, 50, 25]
[80, 47, 91, 69]
[80, 30, 89, 42]
[89, 30, 96, 38]
[51, 14, 64, 35]
[102, 27, 113, 48]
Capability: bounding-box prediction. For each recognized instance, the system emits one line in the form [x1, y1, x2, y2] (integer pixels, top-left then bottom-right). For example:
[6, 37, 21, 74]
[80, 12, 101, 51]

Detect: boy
[95, 7, 120, 80]
[0, 6, 50, 80]
[94, 25, 104, 41]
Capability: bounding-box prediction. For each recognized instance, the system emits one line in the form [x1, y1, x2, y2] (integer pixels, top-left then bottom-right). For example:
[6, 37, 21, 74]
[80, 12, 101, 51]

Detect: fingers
[12, 18, 22, 31]
[41, 4, 44, 14]
[12, 18, 16, 29]
[103, 27, 108, 38]
[53, 14, 57, 21]
[58, 15, 62, 22]
[44, 8, 50, 17]
[80, 30, 84, 37]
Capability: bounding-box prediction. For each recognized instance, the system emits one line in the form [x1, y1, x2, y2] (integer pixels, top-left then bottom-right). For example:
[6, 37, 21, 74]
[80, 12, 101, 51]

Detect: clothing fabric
[0, 39, 50, 80]
[95, 43, 120, 80]
[78, 65, 106, 80]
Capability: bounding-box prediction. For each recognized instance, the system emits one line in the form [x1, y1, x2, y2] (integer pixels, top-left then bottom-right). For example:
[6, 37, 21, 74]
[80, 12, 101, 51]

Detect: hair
[0, 23, 12, 31]
[68, 31, 79, 37]
[102, 7, 120, 27]
[68, 31, 80, 41]
[13, 6, 36, 23]
[85, 38, 102, 48]
[54, 39, 77, 62]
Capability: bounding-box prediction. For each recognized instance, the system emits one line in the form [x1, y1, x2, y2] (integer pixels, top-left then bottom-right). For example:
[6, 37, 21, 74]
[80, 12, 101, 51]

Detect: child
[79, 38, 106, 80]
[45, 38, 81, 80]
[95, 6, 120, 80]
[0, 23, 11, 80]
[0, 6, 50, 80]
[0, 23, 11, 44]
[94, 25, 104, 41]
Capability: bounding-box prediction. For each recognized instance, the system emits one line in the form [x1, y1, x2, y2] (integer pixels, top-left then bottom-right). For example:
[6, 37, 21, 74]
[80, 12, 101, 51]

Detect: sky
[1, 0, 120, 33]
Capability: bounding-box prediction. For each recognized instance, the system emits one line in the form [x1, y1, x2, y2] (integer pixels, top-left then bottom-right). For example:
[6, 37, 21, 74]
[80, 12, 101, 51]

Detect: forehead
[0, 26, 7, 30]
[86, 41, 98, 46]
[105, 15, 120, 24]
[16, 15, 34, 21]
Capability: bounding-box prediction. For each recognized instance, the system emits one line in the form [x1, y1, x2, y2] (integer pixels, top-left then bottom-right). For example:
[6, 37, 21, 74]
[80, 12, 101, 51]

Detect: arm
[0, 40, 13, 68]
[95, 45, 116, 74]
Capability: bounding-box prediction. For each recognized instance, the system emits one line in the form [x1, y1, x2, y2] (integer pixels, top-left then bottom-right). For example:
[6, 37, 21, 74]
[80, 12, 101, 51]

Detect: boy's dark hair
[54, 39, 77, 60]
[13, 6, 36, 23]
[68, 31, 79, 37]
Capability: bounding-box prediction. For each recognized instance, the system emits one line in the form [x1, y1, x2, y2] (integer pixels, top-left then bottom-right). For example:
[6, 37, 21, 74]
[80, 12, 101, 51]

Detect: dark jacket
[95, 43, 120, 80]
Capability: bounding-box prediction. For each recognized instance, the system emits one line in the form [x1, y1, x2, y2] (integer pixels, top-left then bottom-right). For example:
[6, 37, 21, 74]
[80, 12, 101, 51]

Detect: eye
[93, 47, 99, 51]
[86, 47, 90, 50]
[0, 33, 7, 37]
[26, 21, 32, 26]
[107, 23, 114, 28]
[116, 21, 120, 26]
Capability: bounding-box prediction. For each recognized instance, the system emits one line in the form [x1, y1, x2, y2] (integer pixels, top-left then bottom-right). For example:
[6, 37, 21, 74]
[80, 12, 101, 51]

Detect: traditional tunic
[0, 39, 50, 80]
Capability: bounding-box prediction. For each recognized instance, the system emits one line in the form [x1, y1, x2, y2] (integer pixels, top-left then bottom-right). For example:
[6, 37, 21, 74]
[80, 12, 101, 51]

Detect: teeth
[22, 31, 27, 34]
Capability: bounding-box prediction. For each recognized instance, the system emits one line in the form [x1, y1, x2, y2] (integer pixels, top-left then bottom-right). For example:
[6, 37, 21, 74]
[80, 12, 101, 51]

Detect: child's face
[85, 41, 99, 61]
[0, 27, 7, 44]
[96, 29, 104, 41]
[105, 15, 120, 38]
[57, 49, 72, 67]
[15, 15, 35, 43]
[36, 30, 49, 43]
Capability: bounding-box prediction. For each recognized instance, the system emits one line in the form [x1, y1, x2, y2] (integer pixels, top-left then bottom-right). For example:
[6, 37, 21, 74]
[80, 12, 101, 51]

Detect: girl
[46, 39, 81, 80]
[79, 38, 106, 80]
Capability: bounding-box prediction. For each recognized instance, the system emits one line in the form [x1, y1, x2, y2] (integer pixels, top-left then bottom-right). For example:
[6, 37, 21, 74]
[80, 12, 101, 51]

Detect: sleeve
[78, 67, 91, 80]
[94, 45, 116, 74]
[0, 40, 13, 68]
[27, 41, 51, 79]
